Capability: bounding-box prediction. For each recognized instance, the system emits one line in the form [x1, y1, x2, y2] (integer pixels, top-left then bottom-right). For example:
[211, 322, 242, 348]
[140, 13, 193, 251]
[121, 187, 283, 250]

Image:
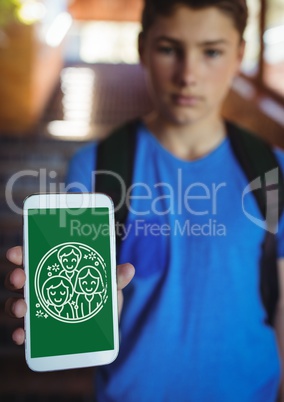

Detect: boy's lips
[172, 93, 202, 106]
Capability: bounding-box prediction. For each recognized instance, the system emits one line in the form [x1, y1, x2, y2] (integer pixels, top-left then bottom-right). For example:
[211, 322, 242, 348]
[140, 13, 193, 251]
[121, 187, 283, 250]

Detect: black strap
[227, 121, 284, 325]
[95, 119, 139, 250]
[226, 121, 284, 223]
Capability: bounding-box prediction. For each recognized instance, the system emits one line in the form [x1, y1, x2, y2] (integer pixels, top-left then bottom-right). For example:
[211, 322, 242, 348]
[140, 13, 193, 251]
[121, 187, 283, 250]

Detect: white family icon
[34, 243, 108, 323]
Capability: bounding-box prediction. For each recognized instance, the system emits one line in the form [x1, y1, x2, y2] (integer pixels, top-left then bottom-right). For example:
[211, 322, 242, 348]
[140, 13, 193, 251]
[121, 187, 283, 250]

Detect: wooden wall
[68, 0, 143, 21]
[223, 77, 284, 149]
[0, 23, 65, 135]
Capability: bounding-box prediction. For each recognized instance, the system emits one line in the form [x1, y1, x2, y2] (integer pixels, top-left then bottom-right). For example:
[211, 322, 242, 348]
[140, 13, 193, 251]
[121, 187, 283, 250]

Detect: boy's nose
[176, 55, 197, 87]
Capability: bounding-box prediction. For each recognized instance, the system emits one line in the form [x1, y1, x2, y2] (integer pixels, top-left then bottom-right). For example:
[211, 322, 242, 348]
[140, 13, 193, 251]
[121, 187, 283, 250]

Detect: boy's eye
[204, 49, 223, 58]
[71, 258, 76, 263]
[60, 291, 66, 295]
[157, 45, 176, 55]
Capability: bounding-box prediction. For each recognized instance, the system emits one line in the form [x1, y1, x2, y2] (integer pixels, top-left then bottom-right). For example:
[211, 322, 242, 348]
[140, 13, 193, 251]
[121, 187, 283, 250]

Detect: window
[263, 0, 284, 96]
[242, 0, 261, 75]
[242, 0, 284, 100]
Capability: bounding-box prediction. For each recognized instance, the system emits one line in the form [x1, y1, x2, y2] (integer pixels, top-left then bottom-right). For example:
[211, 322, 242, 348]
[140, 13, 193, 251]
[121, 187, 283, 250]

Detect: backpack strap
[95, 118, 139, 250]
[226, 120, 284, 326]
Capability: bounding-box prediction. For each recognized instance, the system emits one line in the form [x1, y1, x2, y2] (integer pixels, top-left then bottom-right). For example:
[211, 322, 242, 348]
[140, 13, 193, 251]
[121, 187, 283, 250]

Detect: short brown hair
[141, 0, 248, 39]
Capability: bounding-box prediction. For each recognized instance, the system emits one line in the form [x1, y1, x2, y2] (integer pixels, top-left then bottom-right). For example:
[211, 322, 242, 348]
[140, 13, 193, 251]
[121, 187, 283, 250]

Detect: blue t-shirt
[66, 122, 284, 402]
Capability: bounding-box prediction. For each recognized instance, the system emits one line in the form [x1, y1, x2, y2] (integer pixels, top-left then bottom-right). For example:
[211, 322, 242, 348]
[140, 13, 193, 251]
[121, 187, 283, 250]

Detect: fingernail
[11, 301, 17, 315]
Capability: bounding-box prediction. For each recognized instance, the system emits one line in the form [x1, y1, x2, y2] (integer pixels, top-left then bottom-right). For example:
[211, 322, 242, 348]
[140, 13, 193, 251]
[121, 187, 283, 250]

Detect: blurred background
[0, 0, 284, 401]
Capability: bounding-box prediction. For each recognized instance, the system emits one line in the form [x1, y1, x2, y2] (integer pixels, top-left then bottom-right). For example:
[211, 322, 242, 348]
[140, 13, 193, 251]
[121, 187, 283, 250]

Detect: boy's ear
[239, 39, 246, 61]
[232, 39, 246, 78]
[236, 39, 246, 71]
[138, 31, 146, 65]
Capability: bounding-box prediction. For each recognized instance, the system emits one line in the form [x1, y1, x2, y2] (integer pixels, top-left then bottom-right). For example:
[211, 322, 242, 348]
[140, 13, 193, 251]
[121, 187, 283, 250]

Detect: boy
[6, 0, 284, 401]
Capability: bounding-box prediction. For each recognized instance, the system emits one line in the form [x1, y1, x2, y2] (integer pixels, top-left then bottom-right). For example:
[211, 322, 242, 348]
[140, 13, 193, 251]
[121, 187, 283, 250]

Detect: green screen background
[27, 207, 114, 358]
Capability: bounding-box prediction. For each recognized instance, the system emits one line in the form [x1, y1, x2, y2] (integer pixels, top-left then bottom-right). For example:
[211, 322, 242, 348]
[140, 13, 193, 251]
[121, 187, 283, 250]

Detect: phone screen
[26, 206, 115, 359]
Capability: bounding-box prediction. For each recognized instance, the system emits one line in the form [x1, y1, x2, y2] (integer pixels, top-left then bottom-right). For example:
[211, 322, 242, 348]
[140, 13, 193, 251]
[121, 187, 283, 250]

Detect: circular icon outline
[34, 242, 108, 324]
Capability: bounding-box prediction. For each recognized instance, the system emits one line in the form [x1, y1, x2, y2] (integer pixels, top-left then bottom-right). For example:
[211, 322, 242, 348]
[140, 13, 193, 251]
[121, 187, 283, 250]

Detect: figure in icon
[42, 276, 74, 319]
[58, 245, 82, 284]
[74, 266, 105, 318]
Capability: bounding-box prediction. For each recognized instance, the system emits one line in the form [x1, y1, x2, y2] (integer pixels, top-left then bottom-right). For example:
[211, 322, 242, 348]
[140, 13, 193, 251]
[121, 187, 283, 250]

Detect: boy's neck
[143, 113, 226, 161]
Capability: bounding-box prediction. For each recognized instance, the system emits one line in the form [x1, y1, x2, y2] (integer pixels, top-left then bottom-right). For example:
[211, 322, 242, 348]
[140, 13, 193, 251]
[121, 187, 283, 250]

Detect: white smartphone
[23, 193, 119, 372]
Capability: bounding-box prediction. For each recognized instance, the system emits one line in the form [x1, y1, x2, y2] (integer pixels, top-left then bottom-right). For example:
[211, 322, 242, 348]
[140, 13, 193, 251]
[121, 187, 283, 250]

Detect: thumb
[117, 263, 135, 290]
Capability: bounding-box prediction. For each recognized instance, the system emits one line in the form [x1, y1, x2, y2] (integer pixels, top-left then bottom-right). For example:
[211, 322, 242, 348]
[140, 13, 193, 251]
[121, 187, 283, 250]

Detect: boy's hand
[5, 246, 135, 345]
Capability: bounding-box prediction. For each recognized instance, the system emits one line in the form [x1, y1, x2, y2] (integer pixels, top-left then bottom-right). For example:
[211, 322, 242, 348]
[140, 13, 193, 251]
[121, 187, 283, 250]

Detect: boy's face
[139, 6, 245, 127]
